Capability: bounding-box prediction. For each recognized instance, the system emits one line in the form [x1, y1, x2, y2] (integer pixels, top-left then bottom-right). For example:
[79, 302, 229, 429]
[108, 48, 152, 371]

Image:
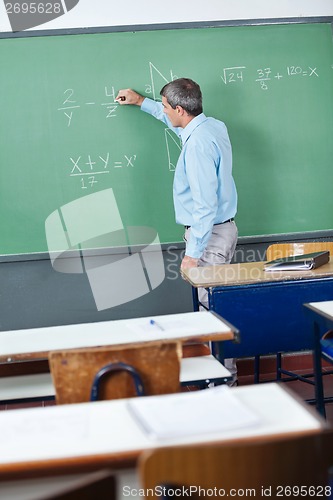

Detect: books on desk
[264, 251, 330, 272]
[127, 386, 261, 440]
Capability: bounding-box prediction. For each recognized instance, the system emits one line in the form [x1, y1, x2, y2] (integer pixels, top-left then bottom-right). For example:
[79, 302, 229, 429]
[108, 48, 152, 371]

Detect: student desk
[0, 311, 238, 401]
[304, 300, 333, 417]
[181, 260, 333, 363]
[0, 383, 325, 482]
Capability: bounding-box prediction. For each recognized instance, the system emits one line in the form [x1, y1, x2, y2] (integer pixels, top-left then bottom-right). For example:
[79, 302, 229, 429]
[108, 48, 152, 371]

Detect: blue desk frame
[304, 303, 333, 418]
[190, 269, 333, 388]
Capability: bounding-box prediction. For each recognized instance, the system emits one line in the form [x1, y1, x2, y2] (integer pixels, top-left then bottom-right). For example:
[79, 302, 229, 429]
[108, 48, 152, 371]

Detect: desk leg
[191, 284, 224, 362]
[208, 289, 224, 363]
[211, 341, 224, 363]
[313, 320, 326, 418]
[276, 352, 282, 381]
[192, 286, 199, 312]
[254, 355, 260, 384]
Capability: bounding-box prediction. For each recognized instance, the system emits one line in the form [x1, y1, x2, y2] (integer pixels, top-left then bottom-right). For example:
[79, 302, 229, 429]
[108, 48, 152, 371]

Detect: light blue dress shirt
[141, 98, 237, 258]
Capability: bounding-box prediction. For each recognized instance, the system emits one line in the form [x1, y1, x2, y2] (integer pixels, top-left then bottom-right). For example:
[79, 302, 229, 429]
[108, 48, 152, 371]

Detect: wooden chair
[139, 431, 333, 499]
[260, 242, 333, 386]
[49, 341, 181, 404]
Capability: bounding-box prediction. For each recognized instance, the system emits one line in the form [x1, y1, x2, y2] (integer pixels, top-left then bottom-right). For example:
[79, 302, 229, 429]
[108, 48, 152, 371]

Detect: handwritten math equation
[57, 63, 177, 127]
[68, 152, 137, 189]
[58, 86, 119, 127]
[221, 64, 319, 90]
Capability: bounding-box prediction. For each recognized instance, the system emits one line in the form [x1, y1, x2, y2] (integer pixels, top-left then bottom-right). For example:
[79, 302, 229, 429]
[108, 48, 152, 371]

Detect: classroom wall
[0, 2, 332, 331]
[0, 0, 333, 32]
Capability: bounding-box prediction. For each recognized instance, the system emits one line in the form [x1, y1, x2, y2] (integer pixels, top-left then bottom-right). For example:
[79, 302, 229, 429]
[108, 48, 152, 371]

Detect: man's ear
[175, 105, 184, 115]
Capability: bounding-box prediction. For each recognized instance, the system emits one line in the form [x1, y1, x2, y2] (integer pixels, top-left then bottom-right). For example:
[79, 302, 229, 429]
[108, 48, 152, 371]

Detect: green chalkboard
[0, 22, 333, 255]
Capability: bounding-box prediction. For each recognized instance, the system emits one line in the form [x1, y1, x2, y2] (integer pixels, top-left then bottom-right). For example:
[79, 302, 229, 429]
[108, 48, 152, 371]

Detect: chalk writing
[221, 64, 320, 90]
[287, 66, 319, 77]
[68, 153, 137, 189]
[146, 62, 179, 101]
[220, 67, 246, 85]
[143, 63, 182, 172]
[57, 87, 119, 126]
[165, 128, 181, 172]
[256, 67, 272, 90]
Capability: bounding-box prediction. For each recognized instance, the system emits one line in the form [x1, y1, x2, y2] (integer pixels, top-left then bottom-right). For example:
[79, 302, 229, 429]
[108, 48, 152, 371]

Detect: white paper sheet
[128, 385, 261, 440]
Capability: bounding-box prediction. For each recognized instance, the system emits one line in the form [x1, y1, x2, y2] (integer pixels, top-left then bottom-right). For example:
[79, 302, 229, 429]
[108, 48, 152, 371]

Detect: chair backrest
[139, 431, 333, 498]
[49, 341, 181, 404]
[266, 242, 333, 261]
[90, 361, 146, 401]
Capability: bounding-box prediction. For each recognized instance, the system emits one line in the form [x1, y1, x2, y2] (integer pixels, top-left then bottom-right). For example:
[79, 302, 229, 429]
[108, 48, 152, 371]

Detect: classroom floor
[237, 360, 333, 424]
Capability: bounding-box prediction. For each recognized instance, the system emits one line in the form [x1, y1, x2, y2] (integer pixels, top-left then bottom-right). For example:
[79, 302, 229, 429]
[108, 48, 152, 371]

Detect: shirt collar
[180, 113, 207, 145]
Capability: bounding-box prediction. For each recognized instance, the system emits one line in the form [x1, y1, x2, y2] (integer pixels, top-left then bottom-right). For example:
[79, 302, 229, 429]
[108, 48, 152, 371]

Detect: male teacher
[116, 78, 238, 382]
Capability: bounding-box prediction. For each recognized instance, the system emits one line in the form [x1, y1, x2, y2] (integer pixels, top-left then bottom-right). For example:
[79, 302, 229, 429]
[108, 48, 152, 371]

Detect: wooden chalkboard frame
[0, 16, 333, 39]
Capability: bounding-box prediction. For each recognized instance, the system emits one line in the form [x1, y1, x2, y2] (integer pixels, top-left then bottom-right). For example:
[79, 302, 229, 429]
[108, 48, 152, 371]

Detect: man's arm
[116, 88, 191, 267]
[116, 89, 180, 133]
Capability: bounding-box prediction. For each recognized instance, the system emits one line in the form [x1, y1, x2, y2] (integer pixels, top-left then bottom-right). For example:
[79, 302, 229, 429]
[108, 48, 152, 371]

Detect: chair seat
[320, 330, 333, 362]
[0, 373, 55, 402]
[321, 340, 333, 362]
[180, 355, 231, 385]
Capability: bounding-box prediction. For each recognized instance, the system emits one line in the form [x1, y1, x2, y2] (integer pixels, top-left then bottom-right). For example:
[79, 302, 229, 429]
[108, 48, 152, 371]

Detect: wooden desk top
[0, 383, 325, 479]
[0, 311, 236, 363]
[181, 258, 333, 288]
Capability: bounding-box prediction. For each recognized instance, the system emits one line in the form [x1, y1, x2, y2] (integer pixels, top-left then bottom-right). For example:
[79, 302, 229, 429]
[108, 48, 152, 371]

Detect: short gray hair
[160, 78, 203, 116]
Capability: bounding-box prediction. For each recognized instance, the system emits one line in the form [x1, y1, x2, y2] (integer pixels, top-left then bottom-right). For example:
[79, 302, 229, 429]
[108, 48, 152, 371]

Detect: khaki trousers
[184, 221, 238, 378]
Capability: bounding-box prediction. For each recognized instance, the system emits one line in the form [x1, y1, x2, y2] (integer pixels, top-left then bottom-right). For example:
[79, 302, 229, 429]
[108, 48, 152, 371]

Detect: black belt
[184, 218, 234, 230]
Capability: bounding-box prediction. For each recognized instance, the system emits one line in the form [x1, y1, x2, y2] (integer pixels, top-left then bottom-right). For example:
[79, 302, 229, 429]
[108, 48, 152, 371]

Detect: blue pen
[150, 319, 165, 331]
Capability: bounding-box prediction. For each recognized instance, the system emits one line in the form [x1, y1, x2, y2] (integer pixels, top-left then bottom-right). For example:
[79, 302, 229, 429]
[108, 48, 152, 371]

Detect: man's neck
[180, 114, 195, 129]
